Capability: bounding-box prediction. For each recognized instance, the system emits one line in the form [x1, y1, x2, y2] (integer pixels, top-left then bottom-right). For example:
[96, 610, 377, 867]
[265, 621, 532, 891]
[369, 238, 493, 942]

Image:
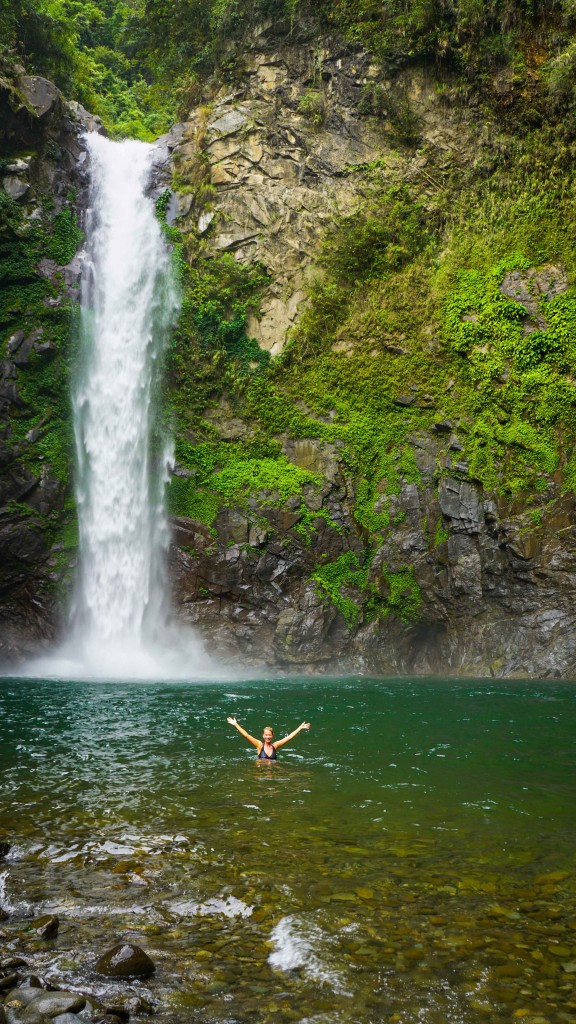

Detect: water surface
[1, 676, 575, 1023]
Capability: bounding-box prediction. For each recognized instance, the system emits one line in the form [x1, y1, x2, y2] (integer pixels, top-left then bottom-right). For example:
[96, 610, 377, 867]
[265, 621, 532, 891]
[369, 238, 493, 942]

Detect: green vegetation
[311, 550, 423, 627]
[6, 1, 576, 138]
[0, 189, 80, 486]
[166, 437, 319, 525]
[311, 550, 372, 626]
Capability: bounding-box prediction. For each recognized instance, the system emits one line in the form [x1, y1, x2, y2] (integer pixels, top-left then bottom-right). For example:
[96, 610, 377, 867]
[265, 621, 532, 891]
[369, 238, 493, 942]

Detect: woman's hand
[301, 722, 311, 731]
[227, 716, 238, 726]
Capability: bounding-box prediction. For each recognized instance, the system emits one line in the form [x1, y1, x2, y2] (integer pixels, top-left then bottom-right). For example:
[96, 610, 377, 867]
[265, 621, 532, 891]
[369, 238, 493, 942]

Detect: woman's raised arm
[274, 721, 311, 750]
[226, 716, 261, 749]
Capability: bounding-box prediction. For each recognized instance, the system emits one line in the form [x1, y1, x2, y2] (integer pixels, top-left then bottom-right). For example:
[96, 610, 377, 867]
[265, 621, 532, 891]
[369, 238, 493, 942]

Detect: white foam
[268, 915, 350, 994]
[169, 895, 252, 919]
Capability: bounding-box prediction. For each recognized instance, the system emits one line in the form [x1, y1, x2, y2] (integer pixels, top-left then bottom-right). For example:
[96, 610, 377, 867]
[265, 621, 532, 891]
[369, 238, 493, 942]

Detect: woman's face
[262, 728, 274, 744]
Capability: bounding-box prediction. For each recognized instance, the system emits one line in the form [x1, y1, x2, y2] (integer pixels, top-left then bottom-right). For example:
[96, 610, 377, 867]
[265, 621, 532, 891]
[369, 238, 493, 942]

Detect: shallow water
[0, 676, 575, 1023]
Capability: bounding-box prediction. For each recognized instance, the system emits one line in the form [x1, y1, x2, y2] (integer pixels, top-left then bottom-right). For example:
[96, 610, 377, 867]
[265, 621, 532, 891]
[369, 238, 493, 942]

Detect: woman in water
[226, 717, 310, 760]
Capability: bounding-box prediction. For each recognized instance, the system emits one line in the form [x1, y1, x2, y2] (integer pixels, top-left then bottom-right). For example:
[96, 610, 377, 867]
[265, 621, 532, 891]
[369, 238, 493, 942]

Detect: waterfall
[72, 134, 173, 660]
[28, 134, 216, 680]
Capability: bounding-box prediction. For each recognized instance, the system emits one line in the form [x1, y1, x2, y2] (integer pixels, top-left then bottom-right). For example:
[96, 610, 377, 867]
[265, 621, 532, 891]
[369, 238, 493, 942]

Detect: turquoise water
[0, 676, 575, 1023]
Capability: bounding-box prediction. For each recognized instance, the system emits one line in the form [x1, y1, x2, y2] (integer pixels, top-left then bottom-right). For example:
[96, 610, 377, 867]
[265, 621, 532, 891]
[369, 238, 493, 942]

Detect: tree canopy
[1, 1, 575, 138]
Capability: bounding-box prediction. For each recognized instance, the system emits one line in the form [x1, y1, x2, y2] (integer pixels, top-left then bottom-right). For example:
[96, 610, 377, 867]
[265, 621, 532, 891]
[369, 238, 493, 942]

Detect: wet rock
[0, 973, 19, 990]
[438, 478, 483, 533]
[21, 991, 86, 1019]
[4, 986, 42, 1008]
[29, 915, 59, 939]
[18, 976, 43, 989]
[113, 994, 153, 1015]
[101, 1005, 129, 1023]
[274, 586, 338, 663]
[0, 1006, 5, 1024]
[94, 943, 155, 978]
[52, 1016, 84, 1024]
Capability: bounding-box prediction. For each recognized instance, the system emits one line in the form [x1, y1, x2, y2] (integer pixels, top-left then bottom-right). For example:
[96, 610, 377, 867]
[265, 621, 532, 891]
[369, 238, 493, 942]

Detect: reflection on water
[0, 676, 575, 1023]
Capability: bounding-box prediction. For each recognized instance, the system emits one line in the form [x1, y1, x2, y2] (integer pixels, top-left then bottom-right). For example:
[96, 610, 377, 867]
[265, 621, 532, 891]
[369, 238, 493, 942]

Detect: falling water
[73, 134, 174, 651]
[31, 133, 216, 679]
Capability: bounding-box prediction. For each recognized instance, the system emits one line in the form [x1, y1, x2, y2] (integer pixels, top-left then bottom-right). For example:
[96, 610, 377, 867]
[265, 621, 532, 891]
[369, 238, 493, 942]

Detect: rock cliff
[3, 17, 576, 679]
[163, 21, 576, 678]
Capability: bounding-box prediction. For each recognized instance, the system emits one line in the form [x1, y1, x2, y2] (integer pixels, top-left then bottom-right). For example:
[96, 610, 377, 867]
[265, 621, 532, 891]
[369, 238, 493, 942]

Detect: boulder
[94, 943, 155, 978]
[4, 987, 42, 1008]
[22, 991, 86, 1019]
[2, 176, 29, 200]
[18, 76, 60, 118]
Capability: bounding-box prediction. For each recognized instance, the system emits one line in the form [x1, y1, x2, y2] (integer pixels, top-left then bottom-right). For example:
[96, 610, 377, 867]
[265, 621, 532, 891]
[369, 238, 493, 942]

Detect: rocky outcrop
[162, 25, 576, 679]
[169, 417, 576, 678]
[169, 24, 480, 354]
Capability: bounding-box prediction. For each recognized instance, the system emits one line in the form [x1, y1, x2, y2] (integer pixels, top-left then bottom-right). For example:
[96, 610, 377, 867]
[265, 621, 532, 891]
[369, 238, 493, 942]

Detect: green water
[0, 676, 575, 1024]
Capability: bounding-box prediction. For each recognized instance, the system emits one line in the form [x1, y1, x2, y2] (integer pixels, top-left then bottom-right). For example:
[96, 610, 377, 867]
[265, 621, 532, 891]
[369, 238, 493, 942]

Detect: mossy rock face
[163, 26, 576, 678]
[0, 67, 95, 658]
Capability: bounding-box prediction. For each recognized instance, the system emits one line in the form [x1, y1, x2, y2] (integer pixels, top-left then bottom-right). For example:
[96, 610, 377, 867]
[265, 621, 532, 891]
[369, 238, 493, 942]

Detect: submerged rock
[29, 915, 59, 939]
[94, 943, 155, 978]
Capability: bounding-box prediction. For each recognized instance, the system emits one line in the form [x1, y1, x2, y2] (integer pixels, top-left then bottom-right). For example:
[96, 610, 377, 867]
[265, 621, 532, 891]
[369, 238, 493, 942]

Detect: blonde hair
[263, 725, 274, 735]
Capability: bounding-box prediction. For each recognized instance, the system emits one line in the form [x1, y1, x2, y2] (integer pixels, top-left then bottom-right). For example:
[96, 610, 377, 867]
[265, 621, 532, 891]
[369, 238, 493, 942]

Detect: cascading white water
[28, 133, 217, 680]
[72, 134, 173, 659]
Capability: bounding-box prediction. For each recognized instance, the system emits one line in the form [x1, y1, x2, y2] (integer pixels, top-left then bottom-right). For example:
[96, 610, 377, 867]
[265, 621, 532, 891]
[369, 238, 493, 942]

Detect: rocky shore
[0, 842, 157, 1024]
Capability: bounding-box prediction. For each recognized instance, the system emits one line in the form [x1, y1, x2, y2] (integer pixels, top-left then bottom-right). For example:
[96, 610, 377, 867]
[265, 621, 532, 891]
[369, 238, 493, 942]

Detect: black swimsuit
[258, 743, 277, 760]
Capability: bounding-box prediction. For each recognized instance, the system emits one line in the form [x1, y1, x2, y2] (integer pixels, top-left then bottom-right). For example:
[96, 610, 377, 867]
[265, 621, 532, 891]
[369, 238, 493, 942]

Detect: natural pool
[0, 676, 575, 1024]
